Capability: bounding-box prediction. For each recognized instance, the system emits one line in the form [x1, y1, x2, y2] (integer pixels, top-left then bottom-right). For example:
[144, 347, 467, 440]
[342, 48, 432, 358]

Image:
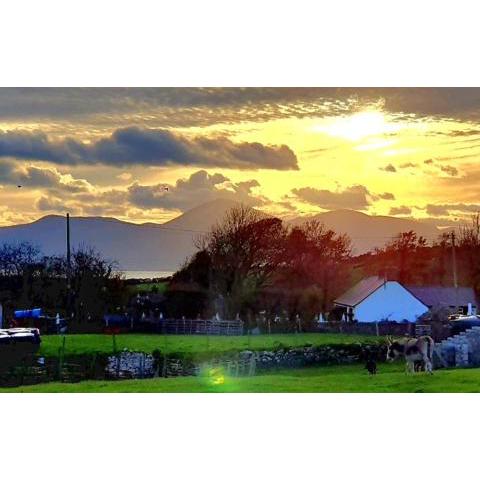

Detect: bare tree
[0, 242, 41, 277]
[200, 205, 287, 319]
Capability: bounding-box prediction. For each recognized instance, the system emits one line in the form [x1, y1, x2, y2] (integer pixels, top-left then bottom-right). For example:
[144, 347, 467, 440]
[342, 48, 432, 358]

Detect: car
[0, 328, 41, 372]
[449, 315, 480, 336]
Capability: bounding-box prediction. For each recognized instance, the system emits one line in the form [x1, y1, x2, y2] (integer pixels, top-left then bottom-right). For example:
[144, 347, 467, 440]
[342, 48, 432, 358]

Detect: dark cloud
[424, 159, 434, 164]
[378, 192, 395, 200]
[36, 196, 68, 212]
[389, 205, 412, 215]
[276, 201, 297, 211]
[399, 162, 416, 169]
[439, 164, 459, 176]
[128, 170, 266, 211]
[380, 164, 397, 173]
[0, 88, 352, 127]
[443, 129, 480, 137]
[291, 185, 371, 210]
[1, 88, 480, 126]
[0, 127, 298, 170]
[425, 203, 480, 217]
[0, 160, 90, 192]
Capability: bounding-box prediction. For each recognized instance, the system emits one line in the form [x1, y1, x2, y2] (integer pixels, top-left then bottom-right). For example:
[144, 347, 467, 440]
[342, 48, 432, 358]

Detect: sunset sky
[1, 87, 480, 226]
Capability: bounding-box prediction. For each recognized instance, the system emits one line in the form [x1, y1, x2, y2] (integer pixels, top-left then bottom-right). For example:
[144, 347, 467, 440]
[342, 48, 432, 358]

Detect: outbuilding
[405, 285, 478, 315]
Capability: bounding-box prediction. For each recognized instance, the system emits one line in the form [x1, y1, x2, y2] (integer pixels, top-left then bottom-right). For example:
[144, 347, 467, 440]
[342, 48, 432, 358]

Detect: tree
[198, 205, 287, 319]
[0, 241, 127, 331]
[371, 230, 428, 284]
[458, 213, 480, 291]
[166, 250, 212, 318]
[274, 220, 352, 322]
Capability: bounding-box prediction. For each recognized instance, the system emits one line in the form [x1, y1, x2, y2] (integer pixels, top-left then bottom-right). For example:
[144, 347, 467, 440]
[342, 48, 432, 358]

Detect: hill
[0, 202, 441, 271]
[288, 209, 440, 254]
[0, 199, 239, 271]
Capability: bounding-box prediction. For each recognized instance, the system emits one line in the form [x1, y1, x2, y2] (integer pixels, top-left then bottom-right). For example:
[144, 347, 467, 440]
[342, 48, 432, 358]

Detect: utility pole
[451, 230, 459, 314]
[66, 213, 72, 321]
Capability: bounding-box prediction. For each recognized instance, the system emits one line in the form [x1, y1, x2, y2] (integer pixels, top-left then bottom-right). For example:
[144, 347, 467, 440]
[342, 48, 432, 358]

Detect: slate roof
[334, 276, 387, 307]
[406, 286, 478, 308]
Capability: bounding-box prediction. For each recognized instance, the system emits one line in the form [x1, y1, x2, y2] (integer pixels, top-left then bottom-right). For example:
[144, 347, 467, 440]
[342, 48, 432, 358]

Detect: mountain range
[0, 199, 442, 271]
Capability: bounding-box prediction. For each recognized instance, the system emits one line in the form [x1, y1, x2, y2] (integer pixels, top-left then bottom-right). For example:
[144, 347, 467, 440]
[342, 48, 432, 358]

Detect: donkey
[386, 336, 434, 374]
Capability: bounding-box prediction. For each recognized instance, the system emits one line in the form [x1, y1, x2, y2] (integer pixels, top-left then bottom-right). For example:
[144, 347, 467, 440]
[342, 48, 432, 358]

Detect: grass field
[127, 282, 168, 294]
[38, 332, 382, 358]
[3, 362, 480, 392]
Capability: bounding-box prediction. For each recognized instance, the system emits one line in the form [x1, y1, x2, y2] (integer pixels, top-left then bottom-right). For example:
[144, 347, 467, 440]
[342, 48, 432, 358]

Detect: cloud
[378, 192, 395, 200]
[439, 164, 459, 176]
[0, 88, 356, 128]
[0, 127, 298, 170]
[36, 196, 68, 212]
[128, 170, 266, 211]
[1, 88, 480, 125]
[425, 203, 480, 217]
[399, 162, 416, 169]
[380, 163, 397, 173]
[291, 185, 372, 210]
[31, 169, 269, 217]
[424, 159, 434, 164]
[444, 129, 480, 137]
[389, 205, 412, 215]
[117, 172, 132, 181]
[0, 160, 91, 192]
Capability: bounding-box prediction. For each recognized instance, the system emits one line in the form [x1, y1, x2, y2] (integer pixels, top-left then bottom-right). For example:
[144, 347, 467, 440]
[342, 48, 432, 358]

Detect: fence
[161, 318, 243, 336]
[316, 321, 451, 341]
[316, 321, 414, 336]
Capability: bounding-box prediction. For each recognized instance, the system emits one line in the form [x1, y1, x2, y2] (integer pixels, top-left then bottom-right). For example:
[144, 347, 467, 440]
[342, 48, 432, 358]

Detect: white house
[333, 276, 429, 323]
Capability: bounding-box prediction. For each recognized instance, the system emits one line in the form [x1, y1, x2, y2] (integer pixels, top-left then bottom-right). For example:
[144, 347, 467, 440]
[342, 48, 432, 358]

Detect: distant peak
[321, 209, 369, 217]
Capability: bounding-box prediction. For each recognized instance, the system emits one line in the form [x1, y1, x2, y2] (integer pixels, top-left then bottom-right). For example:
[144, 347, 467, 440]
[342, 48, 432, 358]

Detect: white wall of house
[353, 281, 428, 323]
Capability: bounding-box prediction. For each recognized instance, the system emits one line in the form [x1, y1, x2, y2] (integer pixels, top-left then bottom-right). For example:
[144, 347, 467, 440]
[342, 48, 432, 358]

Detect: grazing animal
[365, 357, 377, 375]
[386, 335, 434, 374]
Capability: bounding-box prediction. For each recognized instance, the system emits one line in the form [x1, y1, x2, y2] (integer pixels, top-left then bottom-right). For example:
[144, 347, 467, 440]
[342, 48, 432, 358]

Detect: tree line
[3, 206, 480, 333]
[0, 242, 128, 331]
[167, 206, 480, 329]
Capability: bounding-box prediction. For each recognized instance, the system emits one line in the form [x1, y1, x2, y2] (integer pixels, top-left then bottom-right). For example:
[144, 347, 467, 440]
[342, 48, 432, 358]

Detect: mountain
[0, 199, 240, 272]
[0, 202, 442, 272]
[163, 198, 240, 232]
[288, 209, 440, 254]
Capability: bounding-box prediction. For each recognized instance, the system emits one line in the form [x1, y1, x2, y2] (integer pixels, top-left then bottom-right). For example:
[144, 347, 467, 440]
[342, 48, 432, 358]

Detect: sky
[0, 87, 480, 226]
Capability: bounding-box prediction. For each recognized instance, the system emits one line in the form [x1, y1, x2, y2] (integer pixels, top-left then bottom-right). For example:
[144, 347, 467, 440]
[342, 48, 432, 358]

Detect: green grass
[127, 282, 168, 294]
[38, 333, 382, 358]
[3, 362, 480, 392]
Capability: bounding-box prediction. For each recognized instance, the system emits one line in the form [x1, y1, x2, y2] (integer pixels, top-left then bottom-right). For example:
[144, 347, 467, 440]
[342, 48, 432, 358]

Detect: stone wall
[103, 343, 386, 379]
[106, 351, 155, 379]
[435, 326, 480, 368]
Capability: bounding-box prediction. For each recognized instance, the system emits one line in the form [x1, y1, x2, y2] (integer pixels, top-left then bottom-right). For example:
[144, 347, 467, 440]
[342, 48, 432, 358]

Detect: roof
[334, 276, 387, 307]
[406, 285, 478, 307]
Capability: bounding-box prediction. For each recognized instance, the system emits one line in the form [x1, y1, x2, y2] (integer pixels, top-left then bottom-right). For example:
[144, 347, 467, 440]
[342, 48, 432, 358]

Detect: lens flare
[208, 367, 225, 385]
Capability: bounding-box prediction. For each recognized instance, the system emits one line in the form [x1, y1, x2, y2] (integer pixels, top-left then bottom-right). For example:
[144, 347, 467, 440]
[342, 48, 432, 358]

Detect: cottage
[333, 276, 429, 323]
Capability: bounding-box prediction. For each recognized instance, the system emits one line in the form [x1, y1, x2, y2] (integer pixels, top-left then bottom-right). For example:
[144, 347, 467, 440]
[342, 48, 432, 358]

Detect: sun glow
[315, 111, 401, 141]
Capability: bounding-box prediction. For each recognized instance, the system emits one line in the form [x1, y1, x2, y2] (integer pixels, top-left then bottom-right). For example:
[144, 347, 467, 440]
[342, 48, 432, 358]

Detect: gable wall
[354, 281, 428, 323]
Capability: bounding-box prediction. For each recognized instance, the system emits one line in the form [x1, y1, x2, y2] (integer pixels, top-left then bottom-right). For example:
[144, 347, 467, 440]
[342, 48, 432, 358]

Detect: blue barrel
[14, 308, 42, 319]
